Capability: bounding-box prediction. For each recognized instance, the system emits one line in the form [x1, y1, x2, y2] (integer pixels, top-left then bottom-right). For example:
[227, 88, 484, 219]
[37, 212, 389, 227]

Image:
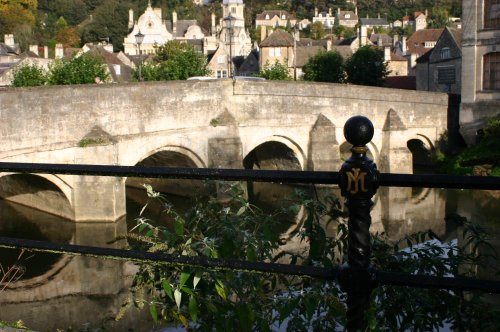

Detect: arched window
[484, 0, 500, 29]
[483, 52, 500, 90]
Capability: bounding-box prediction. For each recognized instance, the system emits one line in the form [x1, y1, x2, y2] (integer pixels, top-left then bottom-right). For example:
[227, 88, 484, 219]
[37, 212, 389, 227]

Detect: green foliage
[80, 0, 134, 52]
[11, 63, 47, 87]
[303, 51, 344, 83]
[134, 41, 210, 81]
[345, 45, 389, 86]
[310, 21, 326, 40]
[437, 115, 500, 175]
[122, 184, 500, 330]
[47, 53, 109, 85]
[259, 60, 291, 80]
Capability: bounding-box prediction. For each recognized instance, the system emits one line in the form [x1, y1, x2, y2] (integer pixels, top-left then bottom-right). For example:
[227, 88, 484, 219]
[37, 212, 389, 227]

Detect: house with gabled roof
[405, 28, 444, 73]
[360, 15, 390, 29]
[255, 10, 296, 28]
[416, 27, 462, 94]
[313, 8, 335, 28]
[336, 8, 359, 28]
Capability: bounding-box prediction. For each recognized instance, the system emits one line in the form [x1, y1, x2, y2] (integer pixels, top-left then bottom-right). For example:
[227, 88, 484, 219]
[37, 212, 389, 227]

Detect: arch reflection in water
[0, 199, 155, 331]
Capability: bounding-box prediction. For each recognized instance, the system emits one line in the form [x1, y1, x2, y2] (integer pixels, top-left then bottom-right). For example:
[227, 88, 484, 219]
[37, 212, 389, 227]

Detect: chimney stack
[384, 46, 391, 62]
[355, 7, 358, 16]
[402, 36, 407, 55]
[44, 46, 49, 59]
[378, 13, 380, 19]
[315, 7, 318, 17]
[211, 13, 216, 36]
[329, 8, 332, 16]
[29, 45, 39, 56]
[4, 34, 15, 47]
[55, 44, 64, 59]
[261, 25, 267, 42]
[128, 9, 134, 29]
[393, 34, 399, 47]
[172, 11, 177, 36]
[359, 26, 367, 46]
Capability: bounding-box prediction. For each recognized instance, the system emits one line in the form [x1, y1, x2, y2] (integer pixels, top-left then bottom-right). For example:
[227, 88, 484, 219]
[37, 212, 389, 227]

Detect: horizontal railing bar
[0, 162, 339, 184]
[1, 236, 500, 293]
[0, 162, 499, 190]
[376, 271, 500, 294]
[378, 173, 500, 190]
[0, 236, 338, 280]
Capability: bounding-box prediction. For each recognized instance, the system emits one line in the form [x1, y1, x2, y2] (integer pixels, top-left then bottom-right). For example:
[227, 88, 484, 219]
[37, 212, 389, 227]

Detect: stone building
[255, 10, 296, 28]
[415, 27, 461, 94]
[313, 8, 335, 28]
[217, 0, 253, 59]
[123, 1, 209, 55]
[460, 0, 500, 145]
[336, 8, 359, 28]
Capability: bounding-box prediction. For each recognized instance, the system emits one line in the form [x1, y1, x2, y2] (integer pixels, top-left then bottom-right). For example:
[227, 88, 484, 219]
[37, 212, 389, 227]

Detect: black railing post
[338, 116, 379, 331]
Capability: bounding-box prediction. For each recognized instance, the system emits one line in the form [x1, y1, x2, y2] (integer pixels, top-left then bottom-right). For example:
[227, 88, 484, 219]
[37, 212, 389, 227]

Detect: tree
[11, 62, 47, 87]
[259, 60, 291, 80]
[81, 0, 134, 51]
[345, 45, 389, 86]
[142, 41, 210, 81]
[310, 21, 326, 40]
[55, 27, 81, 47]
[47, 53, 109, 85]
[303, 51, 344, 83]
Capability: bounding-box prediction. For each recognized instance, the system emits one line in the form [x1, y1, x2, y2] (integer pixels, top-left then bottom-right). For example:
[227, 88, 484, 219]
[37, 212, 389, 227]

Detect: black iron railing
[0, 116, 499, 331]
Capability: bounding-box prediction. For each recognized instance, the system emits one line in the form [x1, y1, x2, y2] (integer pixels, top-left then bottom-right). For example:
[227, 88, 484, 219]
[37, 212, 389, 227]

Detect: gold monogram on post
[346, 168, 368, 194]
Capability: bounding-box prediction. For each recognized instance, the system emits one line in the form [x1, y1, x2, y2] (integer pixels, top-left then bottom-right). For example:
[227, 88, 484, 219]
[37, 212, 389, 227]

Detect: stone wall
[0, 80, 448, 220]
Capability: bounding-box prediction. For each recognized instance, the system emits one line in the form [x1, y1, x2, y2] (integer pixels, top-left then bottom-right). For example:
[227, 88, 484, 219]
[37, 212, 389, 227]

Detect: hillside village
[1, 0, 461, 87]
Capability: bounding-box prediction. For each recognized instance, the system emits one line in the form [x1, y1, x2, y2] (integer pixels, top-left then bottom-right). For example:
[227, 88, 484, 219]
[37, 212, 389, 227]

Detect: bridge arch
[243, 135, 306, 170]
[0, 173, 74, 220]
[128, 145, 206, 169]
[406, 134, 436, 173]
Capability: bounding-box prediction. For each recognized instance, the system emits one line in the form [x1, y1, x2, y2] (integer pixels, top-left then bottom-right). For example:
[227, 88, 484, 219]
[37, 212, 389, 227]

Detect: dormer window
[345, 14, 350, 19]
[266, 14, 269, 19]
[440, 47, 451, 59]
[282, 14, 286, 19]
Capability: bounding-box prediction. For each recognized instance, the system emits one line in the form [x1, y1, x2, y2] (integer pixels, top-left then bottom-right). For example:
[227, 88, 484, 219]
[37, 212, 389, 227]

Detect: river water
[0, 180, 498, 331]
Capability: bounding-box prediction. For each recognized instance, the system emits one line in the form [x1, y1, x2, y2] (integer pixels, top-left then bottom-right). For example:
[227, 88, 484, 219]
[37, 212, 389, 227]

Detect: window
[269, 47, 281, 57]
[282, 14, 286, 19]
[231, 7, 236, 14]
[345, 14, 350, 19]
[483, 52, 500, 90]
[424, 41, 436, 48]
[217, 55, 226, 64]
[217, 70, 228, 78]
[440, 47, 451, 60]
[484, 0, 500, 29]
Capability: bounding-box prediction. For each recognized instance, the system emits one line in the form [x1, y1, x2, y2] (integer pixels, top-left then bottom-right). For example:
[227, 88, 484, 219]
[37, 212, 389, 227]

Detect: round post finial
[343, 115, 374, 147]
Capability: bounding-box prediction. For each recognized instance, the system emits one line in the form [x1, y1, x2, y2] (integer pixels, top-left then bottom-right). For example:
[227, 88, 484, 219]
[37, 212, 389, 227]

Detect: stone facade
[255, 10, 296, 28]
[416, 28, 462, 94]
[460, 0, 500, 145]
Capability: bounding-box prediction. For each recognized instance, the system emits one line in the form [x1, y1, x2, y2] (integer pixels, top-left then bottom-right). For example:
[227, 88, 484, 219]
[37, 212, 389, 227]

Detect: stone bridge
[0, 80, 448, 221]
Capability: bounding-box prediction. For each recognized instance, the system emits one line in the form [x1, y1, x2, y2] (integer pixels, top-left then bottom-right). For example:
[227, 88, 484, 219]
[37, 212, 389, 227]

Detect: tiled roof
[339, 11, 358, 20]
[331, 45, 353, 59]
[407, 28, 444, 56]
[369, 33, 393, 46]
[448, 27, 462, 48]
[360, 18, 389, 26]
[256, 10, 295, 20]
[0, 43, 18, 56]
[260, 29, 294, 47]
[295, 45, 325, 67]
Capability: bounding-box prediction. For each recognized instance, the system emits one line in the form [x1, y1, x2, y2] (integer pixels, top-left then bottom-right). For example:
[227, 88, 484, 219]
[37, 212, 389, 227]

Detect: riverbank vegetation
[119, 184, 500, 330]
[437, 115, 500, 176]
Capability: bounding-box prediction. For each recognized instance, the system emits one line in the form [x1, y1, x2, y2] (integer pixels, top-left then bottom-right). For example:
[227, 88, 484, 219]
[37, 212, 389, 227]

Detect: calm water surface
[0, 181, 498, 331]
